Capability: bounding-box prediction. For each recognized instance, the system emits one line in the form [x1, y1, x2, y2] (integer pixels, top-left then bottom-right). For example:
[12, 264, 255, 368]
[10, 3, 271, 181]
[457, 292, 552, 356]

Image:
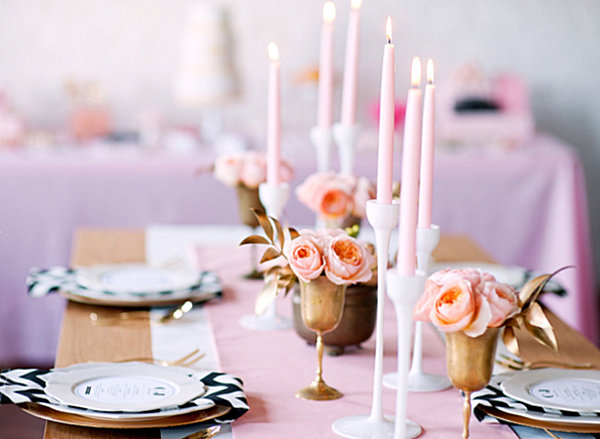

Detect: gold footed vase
[236, 184, 264, 279]
[296, 276, 346, 401]
[445, 327, 499, 439]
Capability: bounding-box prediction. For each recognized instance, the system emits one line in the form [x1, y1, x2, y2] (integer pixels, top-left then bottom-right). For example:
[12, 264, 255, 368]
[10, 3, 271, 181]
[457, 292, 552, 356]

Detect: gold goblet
[296, 276, 346, 401]
[236, 184, 264, 279]
[445, 328, 499, 439]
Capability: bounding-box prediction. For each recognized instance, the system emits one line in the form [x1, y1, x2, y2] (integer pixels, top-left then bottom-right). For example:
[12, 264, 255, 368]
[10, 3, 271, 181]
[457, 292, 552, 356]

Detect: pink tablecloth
[198, 245, 516, 439]
[1, 133, 597, 364]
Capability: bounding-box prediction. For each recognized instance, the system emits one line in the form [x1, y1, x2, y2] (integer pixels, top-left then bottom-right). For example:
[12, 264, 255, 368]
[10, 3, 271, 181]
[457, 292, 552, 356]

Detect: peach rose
[239, 151, 266, 188]
[429, 278, 478, 333]
[482, 281, 519, 327]
[214, 154, 242, 187]
[296, 172, 354, 220]
[285, 235, 325, 282]
[351, 177, 376, 218]
[323, 234, 374, 285]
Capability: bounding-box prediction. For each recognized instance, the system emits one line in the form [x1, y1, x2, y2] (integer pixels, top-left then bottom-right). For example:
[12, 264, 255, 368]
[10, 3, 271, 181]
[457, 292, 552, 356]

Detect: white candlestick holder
[409, 225, 451, 391]
[239, 182, 292, 331]
[311, 126, 334, 173]
[333, 123, 360, 176]
[332, 199, 398, 439]
[383, 225, 451, 392]
[386, 269, 425, 439]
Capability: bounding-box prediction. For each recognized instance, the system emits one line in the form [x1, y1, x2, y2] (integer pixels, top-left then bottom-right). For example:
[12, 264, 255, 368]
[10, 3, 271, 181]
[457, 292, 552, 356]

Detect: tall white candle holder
[386, 270, 425, 439]
[382, 225, 451, 392]
[239, 182, 292, 331]
[332, 200, 398, 439]
[409, 225, 451, 391]
[311, 126, 334, 173]
[333, 123, 360, 176]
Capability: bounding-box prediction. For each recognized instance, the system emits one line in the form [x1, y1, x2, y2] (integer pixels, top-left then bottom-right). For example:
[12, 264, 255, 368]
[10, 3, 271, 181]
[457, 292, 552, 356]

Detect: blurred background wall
[0, 0, 598, 285]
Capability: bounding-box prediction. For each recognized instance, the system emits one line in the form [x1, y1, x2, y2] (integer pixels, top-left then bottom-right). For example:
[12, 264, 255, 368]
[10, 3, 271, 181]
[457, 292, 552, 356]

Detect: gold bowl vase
[445, 327, 499, 439]
[296, 276, 346, 401]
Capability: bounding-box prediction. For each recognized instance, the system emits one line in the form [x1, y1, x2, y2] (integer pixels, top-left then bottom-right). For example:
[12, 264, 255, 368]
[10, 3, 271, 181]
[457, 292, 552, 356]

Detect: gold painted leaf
[502, 326, 520, 357]
[525, 302, 553, 329]
[289, 227, 300, 240]
[519, 274, 552, 308]
[260, 247, 281, 264]
[251, 208, 274, 242]
[273, 217, 285, 250]
[240, 235, 270, 246]
[523, 320, 559, 352]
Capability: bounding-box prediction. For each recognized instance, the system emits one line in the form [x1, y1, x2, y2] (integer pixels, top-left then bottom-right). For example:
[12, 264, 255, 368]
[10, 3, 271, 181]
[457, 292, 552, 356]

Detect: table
[1, 132, 596, 366]
[42, 228, 600, 438]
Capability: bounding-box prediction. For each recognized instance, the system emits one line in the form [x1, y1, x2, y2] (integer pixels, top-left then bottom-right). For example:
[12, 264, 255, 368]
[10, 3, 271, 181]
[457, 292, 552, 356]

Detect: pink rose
[351, 177, 376, 218]
[214, 154, 242, 187]
[482, 281, 519, 327]
[296, 172, 354, 220]
[279, 160, 294, 182]
[429, 279, 477, 333]
[285, 235, 325, 282]
[323, 234, 374, 285]
[239, 151, 266, 188]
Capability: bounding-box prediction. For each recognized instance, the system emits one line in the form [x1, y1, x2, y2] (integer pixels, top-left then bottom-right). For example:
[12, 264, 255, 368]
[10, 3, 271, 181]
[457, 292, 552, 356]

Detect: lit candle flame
[385, 16, 392, 44]
[411, 56, 421, 88]
[427, 59, 434, 84]
[268, 42, 279, 61]
[351, 0, 362, 9]
[323, 1, 336, 22]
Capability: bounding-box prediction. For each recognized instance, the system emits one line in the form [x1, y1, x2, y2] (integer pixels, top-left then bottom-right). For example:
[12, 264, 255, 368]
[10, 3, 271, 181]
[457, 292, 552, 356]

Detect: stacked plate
[22, 362, 230, 428]
[474, 368, 600, 433]
[65, 263, 222, 306]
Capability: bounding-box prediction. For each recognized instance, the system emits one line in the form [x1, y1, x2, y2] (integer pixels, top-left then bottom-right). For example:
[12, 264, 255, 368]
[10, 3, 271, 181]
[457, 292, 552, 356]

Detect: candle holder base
[333, 123, 360, 176]
[259, 183, 289, 220]
[332, 415, 421, 439]
[238, 312, 292, 331]
[382, 371, 451, 393]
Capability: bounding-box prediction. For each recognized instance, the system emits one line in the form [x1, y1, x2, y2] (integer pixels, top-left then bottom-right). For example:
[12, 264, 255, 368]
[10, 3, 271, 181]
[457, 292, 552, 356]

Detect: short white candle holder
[386, 269, 425, 439]
[333, 123, 361, 176]
[311, 126, 334, 173]
[382, 225, 451, 392]
[239, 183, 292, 331]
[332, 200, 398, 439]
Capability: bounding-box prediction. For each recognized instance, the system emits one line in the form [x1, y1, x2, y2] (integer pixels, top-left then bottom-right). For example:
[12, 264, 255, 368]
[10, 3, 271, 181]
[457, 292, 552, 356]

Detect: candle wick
[428, 79, 433, 85]
[386, 36, 391, 44]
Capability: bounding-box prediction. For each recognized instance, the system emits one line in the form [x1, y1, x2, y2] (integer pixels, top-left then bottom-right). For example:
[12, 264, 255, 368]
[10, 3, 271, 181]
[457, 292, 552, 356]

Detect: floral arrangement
[214, 151, 293, 189]
[241, 210, 375, 293]
[295, 172, 375, 221]
[414, 267, 562, 355]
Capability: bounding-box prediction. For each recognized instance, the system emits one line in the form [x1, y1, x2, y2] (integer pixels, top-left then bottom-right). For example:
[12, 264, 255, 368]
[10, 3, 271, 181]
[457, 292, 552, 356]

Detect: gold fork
[116, 348, 205, 368]
[496, 354, 592, 371]
[90, 300, 195, 326]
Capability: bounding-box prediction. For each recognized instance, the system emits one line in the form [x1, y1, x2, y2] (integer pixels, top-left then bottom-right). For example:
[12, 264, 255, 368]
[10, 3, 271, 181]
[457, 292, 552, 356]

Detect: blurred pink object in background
[0, 88, 25, 146]
[368, 99, 406, 132]
[437, 63, 534, 147]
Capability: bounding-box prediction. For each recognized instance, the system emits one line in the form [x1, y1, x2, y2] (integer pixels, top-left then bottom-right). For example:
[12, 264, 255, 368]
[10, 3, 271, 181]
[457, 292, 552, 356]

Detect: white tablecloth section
[2, 133, 597, 364]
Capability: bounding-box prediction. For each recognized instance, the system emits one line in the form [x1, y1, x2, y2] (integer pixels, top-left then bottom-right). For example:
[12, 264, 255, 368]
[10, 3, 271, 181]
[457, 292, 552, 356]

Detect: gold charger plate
[60, 290, 215, 308]
[20, 402, 230, 429]
[480, 406, 600, 433]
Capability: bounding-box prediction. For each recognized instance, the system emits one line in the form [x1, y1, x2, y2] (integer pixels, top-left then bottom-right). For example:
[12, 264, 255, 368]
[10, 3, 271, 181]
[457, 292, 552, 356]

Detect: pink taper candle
[376, 17, 395, 204]
[317, 2, 336, 130]
[340, 0, 361, 127]
[266, 42, 281, 186]
[417, 59, 435, 228]
[397, 57, 423, 275]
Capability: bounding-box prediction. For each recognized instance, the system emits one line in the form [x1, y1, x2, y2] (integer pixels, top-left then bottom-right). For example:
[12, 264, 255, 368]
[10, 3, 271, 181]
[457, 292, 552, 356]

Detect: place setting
[0, 359, 248, 429]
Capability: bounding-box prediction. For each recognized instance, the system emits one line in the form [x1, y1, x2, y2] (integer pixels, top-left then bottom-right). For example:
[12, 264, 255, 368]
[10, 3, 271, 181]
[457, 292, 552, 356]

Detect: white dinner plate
[491, 404, 600, 426]
[429, 262, 528, 287]
[500, 368, 600, 413]
[76, 264, 201, 295]
[45, 362, 207, 413]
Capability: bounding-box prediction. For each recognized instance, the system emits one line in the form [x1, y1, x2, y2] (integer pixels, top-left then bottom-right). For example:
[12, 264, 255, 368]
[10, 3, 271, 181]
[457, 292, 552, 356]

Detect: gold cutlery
[182, 425, 221, 439]
[496, 354, 592, 371]
[544, 428, 562, 439]
[90, 300, 195, 326]
[116, 348, 205, 368]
